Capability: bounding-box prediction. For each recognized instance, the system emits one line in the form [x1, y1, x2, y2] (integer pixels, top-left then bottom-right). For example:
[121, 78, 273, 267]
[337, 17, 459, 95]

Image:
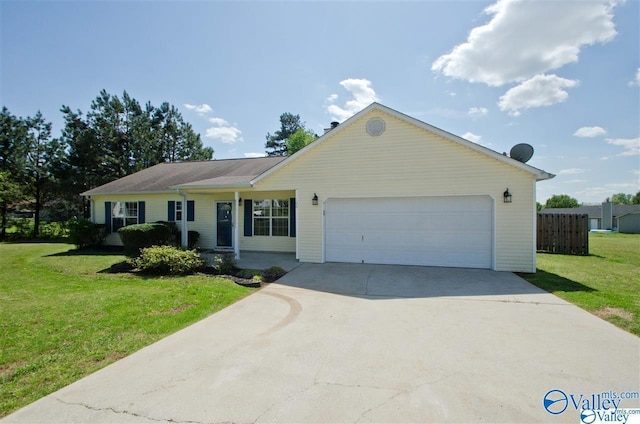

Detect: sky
[1, 0, 638, 204]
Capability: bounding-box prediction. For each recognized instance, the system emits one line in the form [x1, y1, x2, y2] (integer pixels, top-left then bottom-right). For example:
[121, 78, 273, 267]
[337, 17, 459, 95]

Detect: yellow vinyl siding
[255, 108, 537, 272]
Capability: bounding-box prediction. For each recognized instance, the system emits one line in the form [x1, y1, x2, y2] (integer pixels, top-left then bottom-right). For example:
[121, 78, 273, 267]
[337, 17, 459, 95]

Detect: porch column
[179, 190, 188, 248]
[234, 191, 240, 259]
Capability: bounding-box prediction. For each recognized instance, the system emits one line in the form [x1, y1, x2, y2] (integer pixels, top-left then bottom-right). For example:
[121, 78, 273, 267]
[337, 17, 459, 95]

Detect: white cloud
[573, 126, 607, 138]
[468, 107, 488, 118]
[184, 103, 213, 116]
[630, 68, 640, 87]
[244, 152, 267, 158]
[326, 78, 379, 122]
[606, 137, 640, 156]
[498, 74, 578, 116]
[566, 179, 587, 184]
[431, 0, 619, 87]
[205, 126, 243, 144]
[208, 117, 229, 126]
[558, 168, 586, 175]
[462, 132, 482, 143]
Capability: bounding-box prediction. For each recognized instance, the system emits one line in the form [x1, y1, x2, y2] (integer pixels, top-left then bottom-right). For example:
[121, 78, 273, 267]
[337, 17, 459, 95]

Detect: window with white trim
[175, 201, 183, 221]
[253, 199, 289, 236]
[112, 201, 138, 232]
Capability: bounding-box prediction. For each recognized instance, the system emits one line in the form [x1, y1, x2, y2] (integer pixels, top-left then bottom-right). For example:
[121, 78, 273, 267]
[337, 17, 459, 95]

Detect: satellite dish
[509, 143, 534, 163]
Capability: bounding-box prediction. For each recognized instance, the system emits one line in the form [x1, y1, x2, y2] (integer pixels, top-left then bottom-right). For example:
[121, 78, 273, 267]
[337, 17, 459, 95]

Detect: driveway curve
[3, 264, 639, 423]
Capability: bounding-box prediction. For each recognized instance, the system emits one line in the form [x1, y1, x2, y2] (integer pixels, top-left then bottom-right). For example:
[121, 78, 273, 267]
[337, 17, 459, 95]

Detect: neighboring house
[540, 203, 640, 232]
[617, 212, 640, 234]
[83, 103, 555, 272]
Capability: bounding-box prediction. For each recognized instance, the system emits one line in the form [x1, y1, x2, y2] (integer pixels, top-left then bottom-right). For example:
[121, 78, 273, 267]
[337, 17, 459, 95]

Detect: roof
[540, 204, 640, 218]
[252, 102, 555, 185]
[82, 157, 286, 195]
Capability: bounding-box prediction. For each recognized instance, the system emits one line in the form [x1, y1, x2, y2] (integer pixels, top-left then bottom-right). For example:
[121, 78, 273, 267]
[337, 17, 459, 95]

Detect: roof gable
[253, 102, 554, 185]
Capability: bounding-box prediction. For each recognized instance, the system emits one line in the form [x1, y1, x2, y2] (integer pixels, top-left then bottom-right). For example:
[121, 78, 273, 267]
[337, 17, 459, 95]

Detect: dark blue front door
[216, 202, 233, 248]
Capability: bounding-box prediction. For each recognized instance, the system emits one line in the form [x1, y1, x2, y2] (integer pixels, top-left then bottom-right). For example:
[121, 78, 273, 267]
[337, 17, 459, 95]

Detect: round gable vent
[366, 117, 385, 136]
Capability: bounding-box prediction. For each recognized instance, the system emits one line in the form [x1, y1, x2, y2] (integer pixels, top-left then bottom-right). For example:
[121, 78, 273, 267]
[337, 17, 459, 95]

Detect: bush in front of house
[262, 266, 286, 282]
[68, 218, 106, 248]
[118, 223, 173, 257]
[213, 253, 237, 275]
[132, 245, 205, 275]
[176, 230, 200, 249]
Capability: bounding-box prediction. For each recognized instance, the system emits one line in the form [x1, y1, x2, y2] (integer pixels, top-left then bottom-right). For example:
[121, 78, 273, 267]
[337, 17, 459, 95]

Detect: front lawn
[0, 243, 256, 418]
[523, 233, 640, 336]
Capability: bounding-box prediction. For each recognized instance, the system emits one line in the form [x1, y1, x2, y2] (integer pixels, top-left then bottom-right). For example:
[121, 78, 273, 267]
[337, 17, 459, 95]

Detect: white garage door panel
[325, 196, 493, 269]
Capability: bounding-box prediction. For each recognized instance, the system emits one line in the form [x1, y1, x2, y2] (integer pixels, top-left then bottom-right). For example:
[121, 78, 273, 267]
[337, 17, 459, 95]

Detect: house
[83, 103, 555, 272]
[540, 202, 640, 231]
[617, 211, 640, 234]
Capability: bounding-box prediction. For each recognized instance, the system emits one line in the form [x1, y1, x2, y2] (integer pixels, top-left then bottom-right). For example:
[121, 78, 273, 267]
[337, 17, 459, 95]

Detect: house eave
[81, 190, 178, 197]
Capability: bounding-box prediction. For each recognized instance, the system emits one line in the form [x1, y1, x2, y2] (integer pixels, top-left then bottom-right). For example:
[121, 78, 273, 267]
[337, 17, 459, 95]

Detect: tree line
[0, 90, 213, 239]
[539, 192, 640, 210]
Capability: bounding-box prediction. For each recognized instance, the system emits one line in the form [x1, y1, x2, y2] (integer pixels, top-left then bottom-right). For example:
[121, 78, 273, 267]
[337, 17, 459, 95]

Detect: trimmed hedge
[132, 245, 205, 275]
[118, 223, 173, 257]
[68, 218, 106, 248]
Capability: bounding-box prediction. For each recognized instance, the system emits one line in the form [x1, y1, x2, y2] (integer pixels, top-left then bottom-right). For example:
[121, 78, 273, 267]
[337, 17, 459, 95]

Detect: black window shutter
[187, 200, 195, 221]
[105, 201, 112, 233]
[168, 201, 175, 221]
[244, 199, 252, 236]
[289, 197, 296, 237]
[138, 201, 146, 223]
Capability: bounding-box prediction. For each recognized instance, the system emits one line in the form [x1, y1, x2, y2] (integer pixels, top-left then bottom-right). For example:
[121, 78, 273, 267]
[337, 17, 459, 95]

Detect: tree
[633, 191, 640, 205]
[286, 128, 317, 155]
[23, 111, 65, 237]
[611, 193, 633, 205]
[544, 194, 579, 209]
[0, 107, 27, 239]
[265, 113, 304, 156]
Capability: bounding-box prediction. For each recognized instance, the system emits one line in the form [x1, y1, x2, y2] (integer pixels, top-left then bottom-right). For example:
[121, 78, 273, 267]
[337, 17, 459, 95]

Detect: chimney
[323, 121, 340, 134]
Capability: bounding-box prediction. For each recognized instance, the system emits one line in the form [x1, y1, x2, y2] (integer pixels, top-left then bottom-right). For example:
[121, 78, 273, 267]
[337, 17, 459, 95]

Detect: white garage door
[325, 196, 493, 269]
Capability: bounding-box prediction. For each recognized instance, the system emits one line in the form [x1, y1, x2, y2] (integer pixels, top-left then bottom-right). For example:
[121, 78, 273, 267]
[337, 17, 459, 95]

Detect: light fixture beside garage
[503, 188, 512, 203]
[312, 193, 318, 205]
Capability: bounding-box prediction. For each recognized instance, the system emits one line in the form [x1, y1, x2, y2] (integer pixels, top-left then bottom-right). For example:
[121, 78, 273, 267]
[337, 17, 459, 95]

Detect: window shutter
[104, 201, 112, 233]
[289, 197, 296, 237]
[138, 201, 145, 223]
[187, 200, 195, 221]
[168, 201, 175, 221]
[244, 199, 252, 236]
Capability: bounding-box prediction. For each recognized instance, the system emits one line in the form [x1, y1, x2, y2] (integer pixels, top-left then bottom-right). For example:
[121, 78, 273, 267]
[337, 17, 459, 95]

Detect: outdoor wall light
[312, 193, 318, 206]
[503, 188, 512, 203]
[238, 197, 242, 205]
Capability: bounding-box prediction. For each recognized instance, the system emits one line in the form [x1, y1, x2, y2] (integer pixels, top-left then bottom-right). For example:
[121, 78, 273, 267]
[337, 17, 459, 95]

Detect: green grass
[523, 233, 640, 336]
[0, 243, 255, 418]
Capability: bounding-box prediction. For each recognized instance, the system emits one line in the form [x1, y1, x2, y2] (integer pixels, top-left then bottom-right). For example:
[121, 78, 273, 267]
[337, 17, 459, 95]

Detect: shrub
[118, 223, 173, 257]
[262, 266, 286, 282]
[132, 245, 205, 275]
[176, 230, 200, 249]
[213, 253, 236, 275]
[68, 218, 106, 248]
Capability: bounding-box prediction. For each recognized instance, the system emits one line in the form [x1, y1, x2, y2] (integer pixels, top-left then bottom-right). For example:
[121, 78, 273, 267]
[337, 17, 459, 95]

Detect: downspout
[177, 189, 188, 248]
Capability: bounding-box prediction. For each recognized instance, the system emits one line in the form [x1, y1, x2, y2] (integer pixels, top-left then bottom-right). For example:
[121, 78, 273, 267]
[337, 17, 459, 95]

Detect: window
[112, 201, 138, 232]
[253, 199, 289, 236]
[175, 201, 183, 221]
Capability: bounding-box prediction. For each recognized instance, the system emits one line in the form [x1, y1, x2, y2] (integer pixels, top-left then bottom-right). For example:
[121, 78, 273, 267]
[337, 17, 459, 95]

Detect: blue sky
[1, 0, 638, 204]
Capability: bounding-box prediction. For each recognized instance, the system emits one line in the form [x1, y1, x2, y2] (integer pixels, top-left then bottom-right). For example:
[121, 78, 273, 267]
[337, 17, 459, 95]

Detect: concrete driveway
[4, 264, 639, 423]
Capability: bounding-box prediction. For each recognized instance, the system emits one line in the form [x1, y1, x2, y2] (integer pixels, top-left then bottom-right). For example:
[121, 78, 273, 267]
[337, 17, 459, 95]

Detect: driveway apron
[3, 263, 639, 423]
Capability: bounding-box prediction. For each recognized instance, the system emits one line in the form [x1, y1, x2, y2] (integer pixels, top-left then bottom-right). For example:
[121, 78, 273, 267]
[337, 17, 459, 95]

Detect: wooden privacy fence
[537, 214, 589, 255]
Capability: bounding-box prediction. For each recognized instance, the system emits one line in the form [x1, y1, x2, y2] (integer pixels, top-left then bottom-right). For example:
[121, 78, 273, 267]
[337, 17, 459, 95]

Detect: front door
[216, 201, 233, 249]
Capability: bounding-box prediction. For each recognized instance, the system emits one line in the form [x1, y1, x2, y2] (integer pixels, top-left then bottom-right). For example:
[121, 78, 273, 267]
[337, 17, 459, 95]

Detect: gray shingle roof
[82, 157, 286, 195]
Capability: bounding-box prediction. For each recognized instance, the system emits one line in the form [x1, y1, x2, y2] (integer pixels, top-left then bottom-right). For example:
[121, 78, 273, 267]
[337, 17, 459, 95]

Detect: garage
[324, 196, 493, 269]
